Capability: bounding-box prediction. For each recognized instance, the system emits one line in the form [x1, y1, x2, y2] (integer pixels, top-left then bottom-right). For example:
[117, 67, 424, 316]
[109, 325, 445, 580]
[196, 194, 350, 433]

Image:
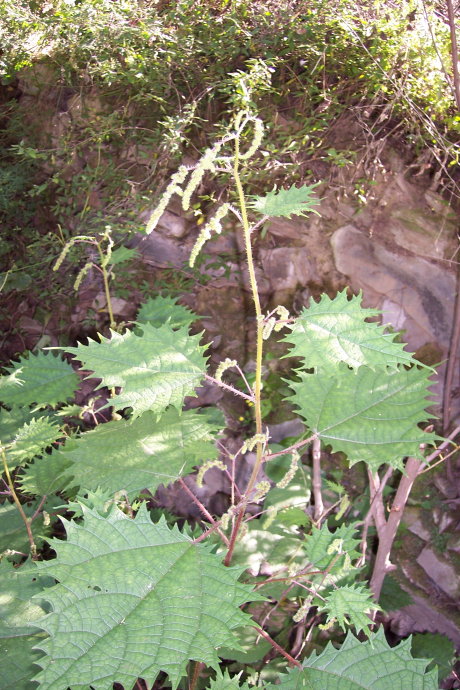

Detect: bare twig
[358, 466, 393, 567]
[367, 468, 390, 539]
[369, 456, 422, 600]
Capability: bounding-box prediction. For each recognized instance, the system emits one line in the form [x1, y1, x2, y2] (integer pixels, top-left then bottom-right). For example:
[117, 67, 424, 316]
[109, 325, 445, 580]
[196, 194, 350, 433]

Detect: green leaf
[284, 291, 420, 372]
[106, 246, 138, 265]
[379, 576, 413, 612]
[249, 183, 320, 218]
[3, 416, 62, 470]
[229, 522, 305, 575]
[18, 450, 71, 497]
[0, 560, 52, 690]
[287, 364, 437, 471]
[56, 407, 218, 499]
[218, 627, 271, 664]
[0, 351, 79, 409]
[305, 522, 361, 579]
[322, 584, 380, 636]
[32, 505, 258, 689]
[136, 295, 197, 330]
[271, 629, 438, 689]
[64, 322, 208, 418]
[411, 633, 455, 683]
[207, 671, 252, 690]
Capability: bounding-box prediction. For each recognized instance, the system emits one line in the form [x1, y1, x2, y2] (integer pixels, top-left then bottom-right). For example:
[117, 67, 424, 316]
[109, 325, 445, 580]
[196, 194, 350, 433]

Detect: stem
[224, 121, 265, 565]
[367, 469, 388, 539]
[188, 661, 204, 690]
[1, 447, 37, 559]
[369, 456, 421, 601]
[178, 478, 230, 547]
[223, 507, 244, 567]
[263, 433, 316, 460]
[253, 627, 302, 668]
[96, 242, 116, 330]
[312, 436, 324, 522]
[204, 373, 254, 401]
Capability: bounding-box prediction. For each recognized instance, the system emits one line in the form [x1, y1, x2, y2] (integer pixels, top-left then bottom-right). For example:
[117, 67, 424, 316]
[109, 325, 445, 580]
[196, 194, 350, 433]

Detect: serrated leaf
[305, 522, 361, 579]
[0, 351, 79, 409]
[218, 627, 271, 664]
[18, 450, 71, 497]
[0, 560, 52, 690]
[3, 416, 62, 470]
[249, 184, 320, 219]
[287, 364, 437, 471]
[264, 478, 311, 514]
[136, 295, 197, 330]
[32, 505, 259, 689]
[56, 407, 218, 499]
[106, 246, 138, 265]
[207, 670, 252, 690]
[411, 633, 455, 682]
[322, 584, 380, 636]
[270, 629, 438, 689]
[64, 322, 208, 418]
[284, 291, 420, 372]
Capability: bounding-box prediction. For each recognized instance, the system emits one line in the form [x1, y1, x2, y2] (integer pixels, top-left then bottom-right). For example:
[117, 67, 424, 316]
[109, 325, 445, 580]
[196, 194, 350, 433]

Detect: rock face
[331, 224, 456, 349]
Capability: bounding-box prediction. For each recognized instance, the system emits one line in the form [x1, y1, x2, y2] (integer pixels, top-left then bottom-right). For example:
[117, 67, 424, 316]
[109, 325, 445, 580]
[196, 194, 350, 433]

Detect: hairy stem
[204, 373, 255, 401]
[312, 436, 324, 522]
[1, 447, 37, 559]
[253, 627, 302, 668]
[224, 121, 265, 564]
[96, 242, 116, 330]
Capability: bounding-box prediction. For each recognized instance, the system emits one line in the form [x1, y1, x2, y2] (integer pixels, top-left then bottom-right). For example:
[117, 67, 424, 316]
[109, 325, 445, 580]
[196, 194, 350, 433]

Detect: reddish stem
[178, 478, 230, 547]
[253, 627, 302, 668]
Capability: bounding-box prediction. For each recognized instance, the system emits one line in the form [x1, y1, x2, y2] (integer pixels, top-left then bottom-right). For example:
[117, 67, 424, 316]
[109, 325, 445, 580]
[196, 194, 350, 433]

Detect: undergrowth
[1, 0, 460, 314]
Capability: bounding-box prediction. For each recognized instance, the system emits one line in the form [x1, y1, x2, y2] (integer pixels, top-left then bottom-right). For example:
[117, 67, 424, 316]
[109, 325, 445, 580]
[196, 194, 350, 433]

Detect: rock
[259, 247, 314, 292]
[416, 547, 460, 600]
[268, 419, 305, 444]
[331, 225, 456, 349]
[389, 593, 460, 647]
[157, 209, 188, 238]
[129, 229, 189, 267]
[403, 506, 431, 542]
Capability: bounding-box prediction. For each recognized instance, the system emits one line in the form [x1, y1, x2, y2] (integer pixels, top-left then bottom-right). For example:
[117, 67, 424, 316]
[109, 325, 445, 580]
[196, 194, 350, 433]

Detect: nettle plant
[1, 112, 455, 690]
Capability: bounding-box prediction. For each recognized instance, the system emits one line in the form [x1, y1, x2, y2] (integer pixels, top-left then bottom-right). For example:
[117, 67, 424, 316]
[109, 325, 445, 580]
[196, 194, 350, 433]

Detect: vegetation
[1, 1, 459, 688]
[1, 110, 458, 689]
[1, 0, 460, 309]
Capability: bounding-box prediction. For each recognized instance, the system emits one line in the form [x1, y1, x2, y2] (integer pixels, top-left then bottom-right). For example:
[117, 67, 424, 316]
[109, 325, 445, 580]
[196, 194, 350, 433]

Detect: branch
[253, 627, 302, 668]
[204, 373, 255, 402]
[178, 478, 230, 547]
[369, 456, 421, 601]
